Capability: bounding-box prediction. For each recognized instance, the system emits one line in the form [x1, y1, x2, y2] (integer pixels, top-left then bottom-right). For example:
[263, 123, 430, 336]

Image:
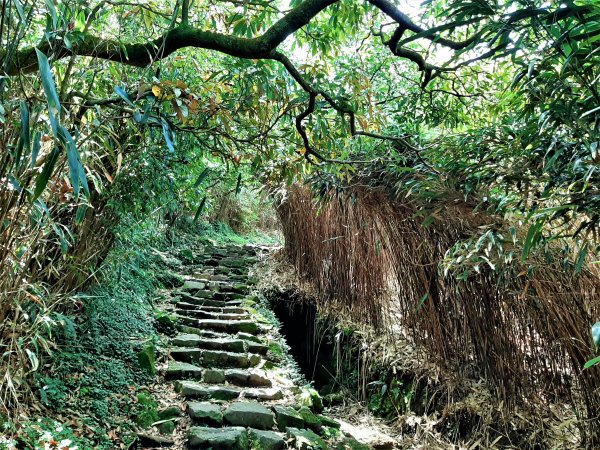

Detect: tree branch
[1, 0, 338, 76]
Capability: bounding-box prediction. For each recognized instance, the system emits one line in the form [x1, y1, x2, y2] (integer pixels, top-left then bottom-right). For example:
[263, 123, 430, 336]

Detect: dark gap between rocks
[268, 296, 339, 393]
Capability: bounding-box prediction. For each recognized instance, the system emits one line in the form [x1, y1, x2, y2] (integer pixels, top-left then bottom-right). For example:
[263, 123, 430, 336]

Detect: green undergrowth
[6, 217, 275, 449]
[174, 217, 281, 246]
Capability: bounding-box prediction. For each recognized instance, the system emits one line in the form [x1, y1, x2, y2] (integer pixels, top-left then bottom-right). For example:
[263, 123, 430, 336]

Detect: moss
[135, 392, 158, 428]
[137, 343, 156, 375]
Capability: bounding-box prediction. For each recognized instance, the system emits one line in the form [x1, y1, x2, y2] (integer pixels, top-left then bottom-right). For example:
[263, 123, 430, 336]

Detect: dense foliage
[0, 0, 598, 445]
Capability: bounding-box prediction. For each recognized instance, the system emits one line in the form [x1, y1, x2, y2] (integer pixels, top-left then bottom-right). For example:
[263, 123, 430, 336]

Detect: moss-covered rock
[137, 343, 156, 375]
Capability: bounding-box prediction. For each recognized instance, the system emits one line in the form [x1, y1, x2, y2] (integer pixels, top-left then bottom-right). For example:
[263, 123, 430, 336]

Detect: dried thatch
[277, 184, 600, 443]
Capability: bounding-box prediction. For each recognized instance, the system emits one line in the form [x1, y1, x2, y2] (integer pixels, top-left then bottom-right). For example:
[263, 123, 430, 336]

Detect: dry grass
[276, 184, 600, 444]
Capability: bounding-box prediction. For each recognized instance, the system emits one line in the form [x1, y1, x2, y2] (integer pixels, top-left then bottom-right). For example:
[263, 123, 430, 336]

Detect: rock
[158, 405, 181, 420]
[297, 406, 322, 431]
[182, 280, 206, 292]
[188, 426, 248, 449]
[170, 347, 203, 364]
[137, 343, 156, 375]
[247, 341, 269, 355]
[248, 429, 285, 450]
[196, 319, 260, 334]
[202, 350, 260, 368]
[224, 369, 272, 387]
[175, 381, 240, 400]
[188, 401, 223, 425]
[223, 401, 275, 429]
[171, 334, 246, 353]
[203, 368, 225, 384]
[219, 257, 249, 268]
[164, 361, 202, 379]
[157, 420, 176, 435]
[237, 332, 262, 343]
[318, 415, 340, 429]
[244, 387, 284, 401]
[286, 427, 326, 450]
[136, 432, 174, 447]
[273, 405, 305, 431]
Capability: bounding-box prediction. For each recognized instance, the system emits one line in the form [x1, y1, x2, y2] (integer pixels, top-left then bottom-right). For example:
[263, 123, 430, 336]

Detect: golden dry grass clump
[277, 183, 600, 443]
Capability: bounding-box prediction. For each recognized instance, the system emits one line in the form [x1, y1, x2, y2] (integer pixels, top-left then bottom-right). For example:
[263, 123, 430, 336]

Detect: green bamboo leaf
[31, 131, 41, 168]
[16, 101, 30, 165]
[35, 48, 60, 136]
[33, 147, 60, 201]
[114, 86, 135, 107]
[193, 196, 207, 223]
[584, 355, 600, 369]
[194, 168, 210, 188]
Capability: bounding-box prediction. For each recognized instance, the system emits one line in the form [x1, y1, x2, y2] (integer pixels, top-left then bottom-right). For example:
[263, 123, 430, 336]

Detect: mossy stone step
[273, 405, 305, 431]
[224, 369, 272, 387]
[182, 305, 247, 314]
[246, 341, 269, 355]
[194, 319, 260, 334]
[286, 427, 326, 450]
[170, 348, 261, 368]
[236, 332, 263, 343]
[188, 401, 223, 425]
[202, 349, 261, 368]
[213, 291, 246, 301]
[175, 380, 240, 400]
[181, 280, 207, 292]
[176, 308, 250, 321]
[179, 289, 215, 299]
[243, 387, 284, 401]
[248, 429, 285, 450]
[220, 256, 255, 268]
[170, 333, 246, 353]
[223, 401, 275, 430]
[164, 361, 203, 379]
[176, 324, 233, 340]
[188, 426, 248, 449]
[178, 295, 227, 307]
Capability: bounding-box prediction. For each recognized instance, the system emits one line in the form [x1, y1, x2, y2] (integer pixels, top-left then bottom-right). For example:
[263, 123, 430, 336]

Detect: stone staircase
[155, 243, 366, 450]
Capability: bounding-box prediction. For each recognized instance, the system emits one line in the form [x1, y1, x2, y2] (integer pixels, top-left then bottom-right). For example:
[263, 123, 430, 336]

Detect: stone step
[223, 401, 274, 430]
[178, 295, 228, 308]
[176, 381, 240, 401]
[175, 308, 250, 321]
[176, 317, 261, 334]
[183, 304, 248, 314]
[170, 348, 261, 368]
[188, 426, 246, 450]
[171, 333, 247, 353]
[223, 369, 272, 387]
[213, 291, 246, 301]
[164, 361, 203, 380]
[243, 387, 284, 401]
[188, 401, 223, 426]
[181, 279, 207, 292]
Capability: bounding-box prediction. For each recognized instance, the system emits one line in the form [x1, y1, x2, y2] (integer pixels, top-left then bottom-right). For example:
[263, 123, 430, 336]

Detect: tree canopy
[0, 0, 599, 428]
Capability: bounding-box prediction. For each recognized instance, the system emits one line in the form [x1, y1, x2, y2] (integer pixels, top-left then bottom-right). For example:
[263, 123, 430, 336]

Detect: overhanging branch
[1, 0, 338, 76]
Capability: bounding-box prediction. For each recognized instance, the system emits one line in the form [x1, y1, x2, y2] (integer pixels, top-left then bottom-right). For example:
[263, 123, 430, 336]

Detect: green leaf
[33, 147, 60, 201]
[161, 119, 175, 152]
[193, 196, 207, 223]
[114, 86, 135, 107]
[13, 0, 27, 23]
[31, 131, 41, 168]
[584, 355, 600, 369]
[16, 101, 30, 165]
[35, 48, 61, 136]
[193, 168, 210, 188]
